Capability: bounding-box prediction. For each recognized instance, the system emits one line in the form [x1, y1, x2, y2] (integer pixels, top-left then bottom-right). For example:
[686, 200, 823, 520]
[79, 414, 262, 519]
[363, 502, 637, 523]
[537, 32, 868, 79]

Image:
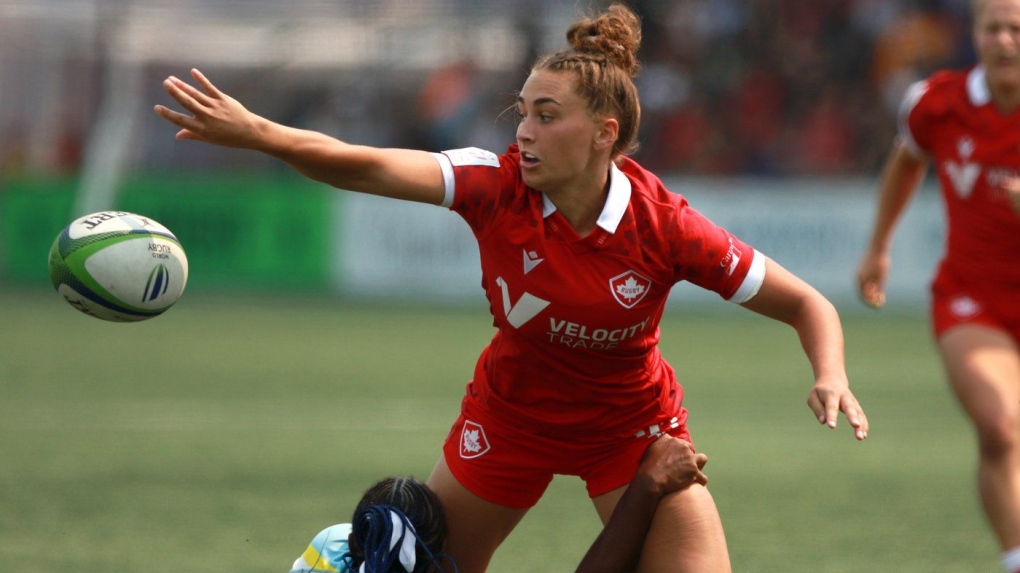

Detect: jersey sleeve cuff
[897, 132, 925, 161]
[727, 249, 766, 304]
[431, 152, 456, 208]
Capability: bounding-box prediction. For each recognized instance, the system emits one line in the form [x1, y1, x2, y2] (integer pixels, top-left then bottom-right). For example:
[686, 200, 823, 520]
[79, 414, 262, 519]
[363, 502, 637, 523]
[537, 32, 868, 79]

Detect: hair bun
[565, 3, 642, 77]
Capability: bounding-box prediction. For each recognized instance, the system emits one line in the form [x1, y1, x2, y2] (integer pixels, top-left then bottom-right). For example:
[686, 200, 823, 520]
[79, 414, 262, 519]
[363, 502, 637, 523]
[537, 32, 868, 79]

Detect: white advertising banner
[668, 178, 944, 313]
[333, 179, 945, 313]
[332, 193, 482, 303]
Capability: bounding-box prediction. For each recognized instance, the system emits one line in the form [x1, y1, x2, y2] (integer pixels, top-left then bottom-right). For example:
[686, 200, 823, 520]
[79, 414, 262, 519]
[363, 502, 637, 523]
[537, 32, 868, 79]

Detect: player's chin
[988, 60, 1020, 83]
[520, 168, 547, 192]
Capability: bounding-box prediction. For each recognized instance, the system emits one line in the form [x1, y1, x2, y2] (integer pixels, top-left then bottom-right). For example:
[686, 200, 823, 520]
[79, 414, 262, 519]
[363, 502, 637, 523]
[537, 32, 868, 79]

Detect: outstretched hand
[636, 434, 709, 496]
[153, 69, 263, 149]
[807, 374, 869, 441]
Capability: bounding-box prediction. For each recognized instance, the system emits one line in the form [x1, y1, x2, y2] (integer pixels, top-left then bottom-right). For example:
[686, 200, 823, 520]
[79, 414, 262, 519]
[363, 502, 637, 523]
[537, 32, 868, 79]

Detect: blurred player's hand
[1004, 177, 1020, 215]
[637, 434, 708, 496]
[856, 250, 890, 309]
[154, 69, 264, 149]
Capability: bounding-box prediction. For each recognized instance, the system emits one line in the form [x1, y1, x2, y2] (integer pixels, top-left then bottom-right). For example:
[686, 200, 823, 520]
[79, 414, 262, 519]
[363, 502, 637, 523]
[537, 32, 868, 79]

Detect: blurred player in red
[156, 4, 868, 571]
[857, 1, 1020, 571]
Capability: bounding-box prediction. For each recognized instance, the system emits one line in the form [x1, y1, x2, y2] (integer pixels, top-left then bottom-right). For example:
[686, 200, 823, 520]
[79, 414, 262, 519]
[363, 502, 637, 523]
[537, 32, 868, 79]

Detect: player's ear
[594, 117, 619, 151]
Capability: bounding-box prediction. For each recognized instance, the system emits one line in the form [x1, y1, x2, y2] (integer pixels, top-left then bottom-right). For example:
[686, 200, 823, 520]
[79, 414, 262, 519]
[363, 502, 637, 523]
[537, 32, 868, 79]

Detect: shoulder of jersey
[444, 147, 503, 168]
[904, 68, 970, 120]
[617, 155, 687, 207]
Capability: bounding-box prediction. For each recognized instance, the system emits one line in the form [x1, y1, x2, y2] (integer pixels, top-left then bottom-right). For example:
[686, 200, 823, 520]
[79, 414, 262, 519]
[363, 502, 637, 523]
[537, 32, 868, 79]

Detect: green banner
[1, 174, 334, 291]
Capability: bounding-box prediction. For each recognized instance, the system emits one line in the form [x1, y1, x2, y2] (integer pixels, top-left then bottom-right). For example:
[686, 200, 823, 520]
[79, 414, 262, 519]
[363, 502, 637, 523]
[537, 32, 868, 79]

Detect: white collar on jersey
[541, 161, 632, 234]
[968, 65, 991, 106]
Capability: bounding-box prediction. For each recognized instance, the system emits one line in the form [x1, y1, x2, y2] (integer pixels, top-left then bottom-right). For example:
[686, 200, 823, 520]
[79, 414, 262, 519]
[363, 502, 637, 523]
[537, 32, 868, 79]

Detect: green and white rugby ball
[48, 211, 189, 322]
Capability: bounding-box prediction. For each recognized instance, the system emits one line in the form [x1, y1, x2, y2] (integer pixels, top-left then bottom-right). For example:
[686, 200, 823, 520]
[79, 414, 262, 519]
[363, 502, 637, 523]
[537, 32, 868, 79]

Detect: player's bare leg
[939, 325, 1020, 553]
[425, 456, 529, 573]
[594, 482, 731, 572]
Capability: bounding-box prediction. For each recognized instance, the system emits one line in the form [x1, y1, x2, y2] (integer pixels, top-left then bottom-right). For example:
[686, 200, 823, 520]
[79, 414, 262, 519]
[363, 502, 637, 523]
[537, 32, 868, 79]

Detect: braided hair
[346, 476, 454, 573]
[533, 3, 643, 157]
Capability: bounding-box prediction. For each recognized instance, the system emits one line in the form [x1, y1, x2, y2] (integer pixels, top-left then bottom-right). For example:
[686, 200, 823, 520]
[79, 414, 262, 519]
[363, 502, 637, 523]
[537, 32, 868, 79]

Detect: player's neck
[546, 169, 610, 237]
[990, 83, 1020, 113]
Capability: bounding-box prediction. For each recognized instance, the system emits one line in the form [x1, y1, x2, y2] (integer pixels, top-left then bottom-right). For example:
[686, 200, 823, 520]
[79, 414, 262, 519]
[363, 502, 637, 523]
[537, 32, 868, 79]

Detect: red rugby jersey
[432, 145, 765, 438]
[900, 66, 1020, 288]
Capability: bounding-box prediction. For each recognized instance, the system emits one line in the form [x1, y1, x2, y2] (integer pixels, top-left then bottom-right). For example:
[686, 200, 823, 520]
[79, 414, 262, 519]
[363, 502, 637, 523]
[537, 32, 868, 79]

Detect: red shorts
[931, 269, 1020, 342]
[441, 384, 691, 509]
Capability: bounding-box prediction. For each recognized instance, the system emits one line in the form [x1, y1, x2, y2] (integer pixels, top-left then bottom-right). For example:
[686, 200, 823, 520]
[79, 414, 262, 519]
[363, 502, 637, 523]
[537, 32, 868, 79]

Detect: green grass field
[0, 288, 996, 572]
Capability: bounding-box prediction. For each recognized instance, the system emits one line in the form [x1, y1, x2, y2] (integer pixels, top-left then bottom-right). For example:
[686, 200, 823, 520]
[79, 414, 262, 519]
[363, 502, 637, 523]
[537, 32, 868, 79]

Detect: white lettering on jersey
[546, 316, 651, 349]
[496, 276, 550, 328]
[945, 160, 981, 199]
[443, 147, 500, 168]
[721, 237, 742, 276]
[523, 249, 544, 274]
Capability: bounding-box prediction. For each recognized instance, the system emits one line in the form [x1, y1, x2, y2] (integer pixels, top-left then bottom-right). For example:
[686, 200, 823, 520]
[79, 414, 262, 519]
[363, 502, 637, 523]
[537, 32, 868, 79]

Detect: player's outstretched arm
[154, 69, 445, 205]
[741, 258, 869, 441]
[575, 435, 708, 573]
[856, 141, 928, 308]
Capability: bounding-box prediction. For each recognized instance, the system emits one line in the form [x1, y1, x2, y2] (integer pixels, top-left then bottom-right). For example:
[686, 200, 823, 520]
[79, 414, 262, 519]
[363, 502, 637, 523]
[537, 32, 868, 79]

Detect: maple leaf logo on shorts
[459, 420, 491, 459]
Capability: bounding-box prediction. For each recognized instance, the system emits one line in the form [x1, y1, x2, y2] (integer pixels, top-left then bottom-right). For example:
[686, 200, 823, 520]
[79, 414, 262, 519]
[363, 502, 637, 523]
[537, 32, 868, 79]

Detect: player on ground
[156, 4, 868, 571]
[290, 434, 708, 573]
[856, 1, 1020, 571]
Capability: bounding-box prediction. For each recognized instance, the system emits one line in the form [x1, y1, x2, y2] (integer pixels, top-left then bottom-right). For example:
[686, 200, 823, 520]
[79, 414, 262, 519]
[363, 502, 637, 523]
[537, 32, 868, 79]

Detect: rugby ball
[48, 211, 189, 322]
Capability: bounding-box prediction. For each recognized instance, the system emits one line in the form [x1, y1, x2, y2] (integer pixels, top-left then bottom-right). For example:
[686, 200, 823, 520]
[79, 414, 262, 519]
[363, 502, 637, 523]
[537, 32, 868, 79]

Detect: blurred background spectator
[0, 0, 976, 181]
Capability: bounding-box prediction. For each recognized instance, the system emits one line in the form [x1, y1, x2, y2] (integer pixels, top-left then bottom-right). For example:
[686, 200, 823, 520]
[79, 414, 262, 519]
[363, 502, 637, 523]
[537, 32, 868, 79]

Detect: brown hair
[533, 3, 643, 157]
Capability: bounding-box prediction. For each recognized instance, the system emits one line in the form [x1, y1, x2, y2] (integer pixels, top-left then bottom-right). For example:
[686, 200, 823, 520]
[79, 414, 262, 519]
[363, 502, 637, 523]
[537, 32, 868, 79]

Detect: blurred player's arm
[154, 69, 445, 205]
[856, 140, 928, 308]
[575, 435, 708, 573]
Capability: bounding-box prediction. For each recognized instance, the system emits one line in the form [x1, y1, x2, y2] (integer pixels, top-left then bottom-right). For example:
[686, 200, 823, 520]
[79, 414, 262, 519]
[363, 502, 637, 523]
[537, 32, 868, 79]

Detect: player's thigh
[938, 325, 1020, 441]
[425, 455, 528, 573]
[593, 484, 730, 573]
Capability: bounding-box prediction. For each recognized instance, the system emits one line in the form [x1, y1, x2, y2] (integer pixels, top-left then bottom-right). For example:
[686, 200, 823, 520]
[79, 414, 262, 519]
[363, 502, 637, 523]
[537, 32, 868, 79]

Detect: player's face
[515, 70, 605, 195]
[975, 0, 1020, 90]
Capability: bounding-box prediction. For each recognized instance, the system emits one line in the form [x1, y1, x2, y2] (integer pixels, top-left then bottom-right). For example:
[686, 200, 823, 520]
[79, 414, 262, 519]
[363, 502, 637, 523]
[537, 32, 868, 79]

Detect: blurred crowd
[1, 0, 977, 179]
[630, 0, 973, 175]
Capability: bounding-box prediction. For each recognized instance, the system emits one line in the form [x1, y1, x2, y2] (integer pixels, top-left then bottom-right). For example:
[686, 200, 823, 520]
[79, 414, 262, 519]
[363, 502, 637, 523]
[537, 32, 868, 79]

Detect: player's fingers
[153, 104, 197, 131]
[1005, 180, 1020, 214]
[807, 390, 826, 425]
[176, 129, 206, 142]
[695, 452, 708, 470]
[843, 398, 869, 440]
[824, 394, 840, 429]
[190, 68, 224, 98]
[860, 280, 885, 308]
[167, 75, 215, 109]
[162, 77, 207, 116]
[692, 454, 708, 485]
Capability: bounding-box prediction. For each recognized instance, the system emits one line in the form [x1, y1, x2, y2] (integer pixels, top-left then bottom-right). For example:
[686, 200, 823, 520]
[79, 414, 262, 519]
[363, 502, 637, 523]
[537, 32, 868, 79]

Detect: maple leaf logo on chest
[609, 270, 652, 309]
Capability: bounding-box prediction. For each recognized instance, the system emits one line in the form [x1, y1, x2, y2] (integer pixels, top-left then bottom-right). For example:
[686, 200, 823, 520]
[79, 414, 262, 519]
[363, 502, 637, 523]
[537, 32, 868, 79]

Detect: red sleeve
[670, 202, 764, 303]
[900, 70, 958, 158]
[436, 146, 522, 238]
